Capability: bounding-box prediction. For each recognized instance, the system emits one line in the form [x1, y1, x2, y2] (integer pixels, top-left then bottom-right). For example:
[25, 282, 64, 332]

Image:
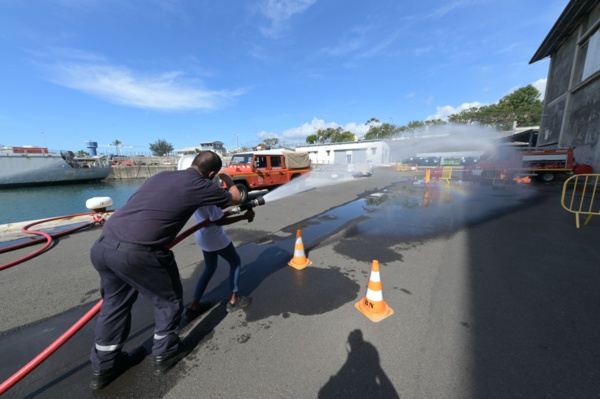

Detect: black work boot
[154, 342, 192, 376]
[90, 347, 146, 390]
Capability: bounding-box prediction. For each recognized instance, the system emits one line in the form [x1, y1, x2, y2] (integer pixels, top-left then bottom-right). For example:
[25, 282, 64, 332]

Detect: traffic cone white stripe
[366, 288, 383, 302]
[370, 271, 381, 282]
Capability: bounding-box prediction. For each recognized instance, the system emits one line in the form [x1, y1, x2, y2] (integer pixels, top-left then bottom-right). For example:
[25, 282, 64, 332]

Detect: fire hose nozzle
[229, 196, 266, 214]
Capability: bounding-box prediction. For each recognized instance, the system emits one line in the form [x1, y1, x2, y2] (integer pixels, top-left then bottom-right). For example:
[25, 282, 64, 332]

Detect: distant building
[530, 0, 600, 170]
[295, 140, 390, 165]
[175, 141, 226, 157]
[200, 141, 225, 154]
[497, 126, 540, 147]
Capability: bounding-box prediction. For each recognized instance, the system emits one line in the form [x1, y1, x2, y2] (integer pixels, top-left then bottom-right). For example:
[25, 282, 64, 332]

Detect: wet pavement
[1, 168, 599, 398]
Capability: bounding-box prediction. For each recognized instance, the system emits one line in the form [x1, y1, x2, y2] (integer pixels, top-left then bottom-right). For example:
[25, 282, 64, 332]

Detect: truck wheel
[539, 172, 555, 183]
[236, 183, 248, 202]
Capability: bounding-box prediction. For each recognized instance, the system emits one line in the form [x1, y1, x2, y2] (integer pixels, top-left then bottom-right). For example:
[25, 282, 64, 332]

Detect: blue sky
[0, 0, 568, 155]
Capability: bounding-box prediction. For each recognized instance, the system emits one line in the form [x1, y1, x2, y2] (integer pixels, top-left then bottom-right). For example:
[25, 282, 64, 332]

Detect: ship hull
[0, 154, 112, 187]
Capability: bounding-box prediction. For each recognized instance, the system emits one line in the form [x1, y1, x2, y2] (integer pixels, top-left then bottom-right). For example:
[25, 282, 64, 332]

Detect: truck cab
[224, 150, 311, 201]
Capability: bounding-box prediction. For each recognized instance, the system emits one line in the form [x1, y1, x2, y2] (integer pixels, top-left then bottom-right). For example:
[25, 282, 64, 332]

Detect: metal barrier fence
[439, 166, 452, 186]
[560, 174, 600, 228]
[394, 163, 417, 172]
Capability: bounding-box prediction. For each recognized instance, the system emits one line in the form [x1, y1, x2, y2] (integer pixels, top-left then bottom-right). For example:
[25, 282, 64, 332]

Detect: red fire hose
[0, 211, 114, 271]
[0, 214, 217, 395]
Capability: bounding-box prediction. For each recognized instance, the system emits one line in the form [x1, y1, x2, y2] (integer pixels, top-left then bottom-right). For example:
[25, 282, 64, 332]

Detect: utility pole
[235, 133, 239, 152]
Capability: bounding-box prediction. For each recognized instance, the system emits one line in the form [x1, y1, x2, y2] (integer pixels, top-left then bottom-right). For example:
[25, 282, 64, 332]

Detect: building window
[582, 29, 600, 80]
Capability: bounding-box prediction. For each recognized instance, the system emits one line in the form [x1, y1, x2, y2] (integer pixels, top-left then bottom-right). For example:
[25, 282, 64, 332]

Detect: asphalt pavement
[0, 168, 599, 398]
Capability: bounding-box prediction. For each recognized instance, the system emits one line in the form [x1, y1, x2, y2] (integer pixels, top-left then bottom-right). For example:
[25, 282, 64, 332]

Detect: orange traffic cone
[288, 229, 312, 270]
[424, 168, 432, 185]
[355, 260, 394, 322]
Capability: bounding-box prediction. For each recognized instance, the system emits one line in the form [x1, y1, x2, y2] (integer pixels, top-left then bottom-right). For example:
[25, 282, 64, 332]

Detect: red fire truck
[471, 147, 592, 183]
[223, 150, 311, 201]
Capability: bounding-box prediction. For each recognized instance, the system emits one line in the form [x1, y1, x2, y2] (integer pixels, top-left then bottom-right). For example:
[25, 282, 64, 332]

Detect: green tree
[333, 131, 356, 142]
[308, 128, 356, 143]
[448, 85, 542, 130]
[406, 120, 425, 130]
[497, 84, 543, 127]
[424, 119, 447, 126]
[259, 138, 279, 148]
[76, 150, 90, 157]
[306, 134, 318, 144]
[315, 127, 338, 143]
[364, 122, 398, 140]
[149, 139, 174, 156]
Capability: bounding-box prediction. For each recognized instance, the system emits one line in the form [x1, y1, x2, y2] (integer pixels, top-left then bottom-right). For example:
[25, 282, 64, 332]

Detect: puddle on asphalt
[330, 180, 543, 262]
[223, 179, 545, 321]
[245, 266, 361, 322]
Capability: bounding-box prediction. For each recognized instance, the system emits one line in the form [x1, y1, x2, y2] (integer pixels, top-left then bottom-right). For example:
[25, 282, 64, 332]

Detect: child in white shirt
[186, 205, 255, 318]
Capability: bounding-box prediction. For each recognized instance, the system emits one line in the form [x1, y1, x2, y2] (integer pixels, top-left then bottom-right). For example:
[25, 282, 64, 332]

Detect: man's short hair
[192, 151, 222, 175]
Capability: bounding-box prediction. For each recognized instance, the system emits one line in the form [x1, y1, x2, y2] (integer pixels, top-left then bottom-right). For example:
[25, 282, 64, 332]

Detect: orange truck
[471, 146, 592, 183]
[222, 150, 311, 201]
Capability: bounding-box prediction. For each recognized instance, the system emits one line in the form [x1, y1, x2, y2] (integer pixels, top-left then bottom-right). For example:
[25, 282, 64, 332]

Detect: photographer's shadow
[319, 329, 400, 399]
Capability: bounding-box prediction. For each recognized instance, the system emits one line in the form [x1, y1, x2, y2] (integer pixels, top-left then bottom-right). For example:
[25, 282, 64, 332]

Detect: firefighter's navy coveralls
[89, 168, 231, 372]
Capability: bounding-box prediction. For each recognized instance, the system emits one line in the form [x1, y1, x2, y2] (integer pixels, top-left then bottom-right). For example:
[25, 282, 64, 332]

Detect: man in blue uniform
[89, 151, 242, 390]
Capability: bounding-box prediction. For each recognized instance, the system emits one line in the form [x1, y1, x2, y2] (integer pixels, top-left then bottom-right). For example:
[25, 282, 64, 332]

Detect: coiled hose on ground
[0, 212, 217, 395]
[0, 211, 114, 271]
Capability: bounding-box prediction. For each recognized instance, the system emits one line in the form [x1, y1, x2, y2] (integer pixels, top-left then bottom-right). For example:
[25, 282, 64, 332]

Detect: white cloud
[357, 31, 400, 59]
[258, 0, 317, 38]
[41, 51, 244, 111]
[423, 0, 472, 19]
[532, 78, 547, 100]
[427, 78, 547, 121]
[322, 28, 399, 61]
[343, 121, 371, 137]
[257, 117, 372, 143]
[427, 102, 484, 121]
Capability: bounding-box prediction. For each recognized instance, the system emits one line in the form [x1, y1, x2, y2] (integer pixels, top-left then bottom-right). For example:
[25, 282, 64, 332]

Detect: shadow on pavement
[318, 329, 400, 399]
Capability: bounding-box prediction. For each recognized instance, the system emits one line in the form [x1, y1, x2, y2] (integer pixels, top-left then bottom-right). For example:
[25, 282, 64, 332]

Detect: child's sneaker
[226, 296, 252, 313]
